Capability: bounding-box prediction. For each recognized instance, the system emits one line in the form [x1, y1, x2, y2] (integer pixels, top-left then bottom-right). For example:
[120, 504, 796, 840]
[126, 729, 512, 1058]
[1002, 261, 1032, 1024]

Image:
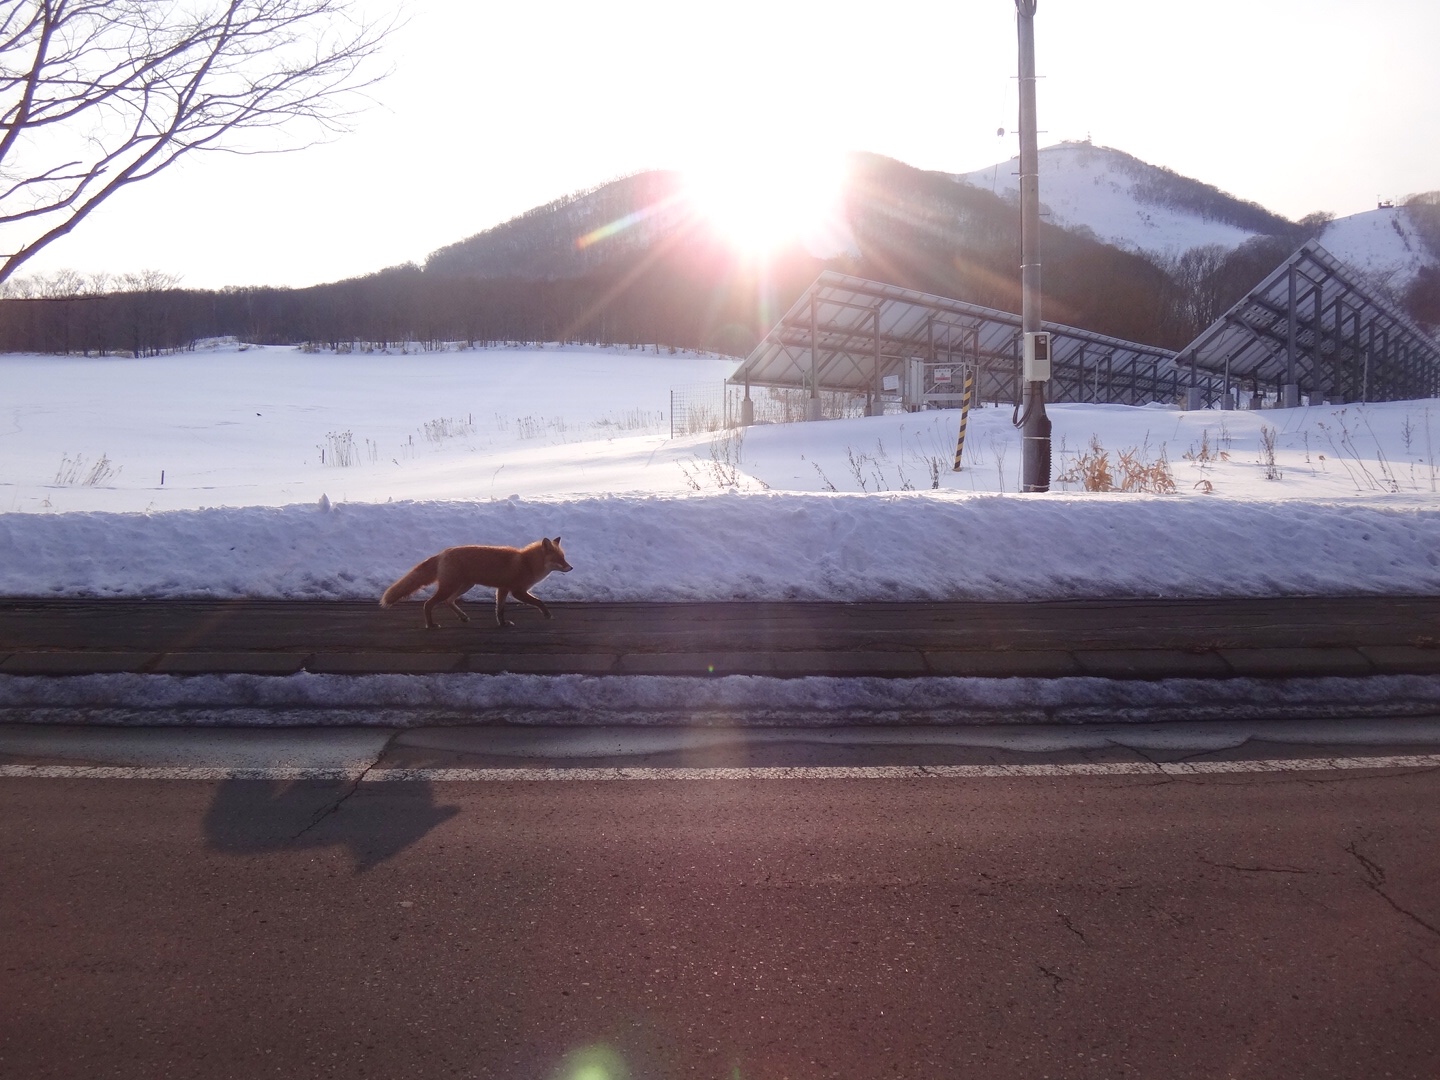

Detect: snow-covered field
[2, 341, 1439, 602]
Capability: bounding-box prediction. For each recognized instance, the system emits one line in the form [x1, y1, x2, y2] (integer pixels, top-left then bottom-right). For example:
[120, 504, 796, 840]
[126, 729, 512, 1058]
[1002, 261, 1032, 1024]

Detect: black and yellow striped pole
[952, 365, 974, 471]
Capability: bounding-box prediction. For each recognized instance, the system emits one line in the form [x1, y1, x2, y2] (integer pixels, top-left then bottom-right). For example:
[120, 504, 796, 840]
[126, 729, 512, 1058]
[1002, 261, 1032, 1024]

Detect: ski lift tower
[1015, 0, 1051, 491]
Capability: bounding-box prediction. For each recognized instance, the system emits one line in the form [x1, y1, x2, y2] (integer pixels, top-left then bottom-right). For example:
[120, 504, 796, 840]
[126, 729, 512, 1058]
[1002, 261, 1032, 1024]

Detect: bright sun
[680, 154, 850, 258]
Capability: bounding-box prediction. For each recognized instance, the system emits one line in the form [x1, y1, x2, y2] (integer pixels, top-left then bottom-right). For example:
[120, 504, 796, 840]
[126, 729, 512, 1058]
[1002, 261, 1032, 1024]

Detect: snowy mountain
[1318, 206, 1436, 293]
[426, 171, 693, 279]
[283, 147, 1440, 355]
[5, 143, 1429, 360]
[958, 141, 1282, 258]
[958, 140, 1438, 294]
[419, 151, 1191, 348]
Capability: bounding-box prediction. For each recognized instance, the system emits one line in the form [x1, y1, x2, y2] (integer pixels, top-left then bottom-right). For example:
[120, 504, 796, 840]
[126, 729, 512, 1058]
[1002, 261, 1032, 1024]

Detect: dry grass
[1058, 435, 1175, 494]
[1057, 436, 1114, 491]
[53, 452, 120, 486]
[1116, 444, 1176, 493]
[1259, 424, 1283, 481]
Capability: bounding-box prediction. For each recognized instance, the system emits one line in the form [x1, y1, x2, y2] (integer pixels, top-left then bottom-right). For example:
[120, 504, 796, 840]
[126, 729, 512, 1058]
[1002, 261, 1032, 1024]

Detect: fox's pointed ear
[553, 536, 561, 544]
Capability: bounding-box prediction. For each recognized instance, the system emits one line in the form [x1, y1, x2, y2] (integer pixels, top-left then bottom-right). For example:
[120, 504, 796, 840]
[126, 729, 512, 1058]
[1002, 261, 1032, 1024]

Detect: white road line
[2, 755, 1439, 782]
[0, 765, 359, 781]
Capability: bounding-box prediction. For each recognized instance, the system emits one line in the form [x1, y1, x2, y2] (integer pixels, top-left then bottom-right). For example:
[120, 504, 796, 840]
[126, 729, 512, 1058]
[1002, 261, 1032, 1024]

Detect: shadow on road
[202, 777, 459, 871]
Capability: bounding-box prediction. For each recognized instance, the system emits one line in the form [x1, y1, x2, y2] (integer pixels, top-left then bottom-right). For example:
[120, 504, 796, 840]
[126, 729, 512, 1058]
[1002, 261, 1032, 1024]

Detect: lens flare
[680, 153, 851, 258]
[576, 201, 675, 251]
[554, 1043, 629, 1080]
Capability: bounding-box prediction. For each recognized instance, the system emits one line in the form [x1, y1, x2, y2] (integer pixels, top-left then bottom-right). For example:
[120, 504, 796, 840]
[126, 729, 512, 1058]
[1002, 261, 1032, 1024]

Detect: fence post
[952, 365, 974, 471]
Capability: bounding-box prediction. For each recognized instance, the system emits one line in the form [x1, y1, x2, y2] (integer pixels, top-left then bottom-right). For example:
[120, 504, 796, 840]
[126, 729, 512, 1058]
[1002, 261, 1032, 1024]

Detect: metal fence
[670, 383, 878, 437]
[669, 383, 732, 439]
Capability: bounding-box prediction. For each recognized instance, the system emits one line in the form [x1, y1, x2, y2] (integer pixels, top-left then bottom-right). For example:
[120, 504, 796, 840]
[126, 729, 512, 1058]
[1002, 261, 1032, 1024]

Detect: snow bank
[2, 491, 1439, 601]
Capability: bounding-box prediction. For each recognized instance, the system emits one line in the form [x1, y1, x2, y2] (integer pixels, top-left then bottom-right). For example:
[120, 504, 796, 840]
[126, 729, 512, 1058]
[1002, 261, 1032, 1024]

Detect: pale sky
[14, 0, 1440, 290]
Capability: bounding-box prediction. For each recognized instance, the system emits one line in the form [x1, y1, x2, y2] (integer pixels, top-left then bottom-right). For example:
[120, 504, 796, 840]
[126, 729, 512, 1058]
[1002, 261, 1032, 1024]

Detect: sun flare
[680, 153, 851, 258]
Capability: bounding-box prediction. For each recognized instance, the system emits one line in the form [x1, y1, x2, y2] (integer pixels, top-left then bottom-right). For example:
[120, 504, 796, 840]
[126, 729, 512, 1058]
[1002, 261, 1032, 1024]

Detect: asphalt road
[3, 751, 1438, 1079]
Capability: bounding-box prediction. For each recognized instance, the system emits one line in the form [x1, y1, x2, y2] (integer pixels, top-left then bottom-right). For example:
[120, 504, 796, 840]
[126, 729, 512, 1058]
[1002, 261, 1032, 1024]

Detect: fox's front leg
[512, 589, 552, 620]
[494, 588, 515, 628]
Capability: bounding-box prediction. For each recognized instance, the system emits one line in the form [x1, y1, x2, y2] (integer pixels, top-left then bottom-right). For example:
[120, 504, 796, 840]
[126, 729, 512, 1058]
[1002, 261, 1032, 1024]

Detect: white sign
[882, 375, 900, 392]
[933, 368, 953, 384]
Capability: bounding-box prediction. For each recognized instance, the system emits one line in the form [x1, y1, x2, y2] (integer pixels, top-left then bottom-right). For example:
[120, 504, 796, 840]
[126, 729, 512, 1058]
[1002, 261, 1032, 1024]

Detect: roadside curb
[4, 644, 1440, 681]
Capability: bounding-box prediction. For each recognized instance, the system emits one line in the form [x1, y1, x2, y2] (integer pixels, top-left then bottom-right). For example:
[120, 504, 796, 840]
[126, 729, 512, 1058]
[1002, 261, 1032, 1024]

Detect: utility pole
[1015, 0, 1051, 492]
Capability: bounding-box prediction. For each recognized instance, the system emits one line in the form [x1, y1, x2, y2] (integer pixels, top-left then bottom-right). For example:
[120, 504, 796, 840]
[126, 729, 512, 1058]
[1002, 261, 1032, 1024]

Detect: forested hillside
[2, 152, 1435, 359]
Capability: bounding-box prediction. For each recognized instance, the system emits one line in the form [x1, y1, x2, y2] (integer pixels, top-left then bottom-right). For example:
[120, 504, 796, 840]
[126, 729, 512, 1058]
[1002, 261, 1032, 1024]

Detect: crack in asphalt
[1367, 880, 1440, 939]
[1120, 743, 1179, 784]
[1288, 765, 1440, 786]
[1059, 912, 1088, 943]
[1199, 857, 1314, 875]
[1345, 839, 1386, 886]
[1171, 740, 1251, 764]
[290, 732, 397, 842]
[1345, 839, 1440, 941]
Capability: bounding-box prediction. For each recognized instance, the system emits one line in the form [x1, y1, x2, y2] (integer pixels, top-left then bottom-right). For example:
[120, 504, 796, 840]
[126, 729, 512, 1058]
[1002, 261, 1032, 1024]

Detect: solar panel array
[732, 247, 1439, 410]
[1179, 241, 1440, 403]
[731, 272, 1220, 409]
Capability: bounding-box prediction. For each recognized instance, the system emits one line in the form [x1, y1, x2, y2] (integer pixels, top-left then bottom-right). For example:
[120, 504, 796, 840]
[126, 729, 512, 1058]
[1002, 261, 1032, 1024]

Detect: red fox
[380, 537, 572, 629]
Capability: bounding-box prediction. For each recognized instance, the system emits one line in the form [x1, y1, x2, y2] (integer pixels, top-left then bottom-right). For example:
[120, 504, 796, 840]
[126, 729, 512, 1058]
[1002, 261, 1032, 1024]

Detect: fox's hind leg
[446, 593, 470, 624]
[494, 588, 515, 628]
[424, 580, 471, 628]
[421, 591, 442, 629]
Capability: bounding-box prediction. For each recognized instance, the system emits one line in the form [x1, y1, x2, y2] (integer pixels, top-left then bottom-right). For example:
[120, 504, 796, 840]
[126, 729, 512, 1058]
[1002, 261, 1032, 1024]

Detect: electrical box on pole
[1023, 331, 1052, 382]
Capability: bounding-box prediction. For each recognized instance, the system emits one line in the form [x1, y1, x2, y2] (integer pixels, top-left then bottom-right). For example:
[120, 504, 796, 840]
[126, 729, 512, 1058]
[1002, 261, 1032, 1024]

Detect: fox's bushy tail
[380, 554, 441, 607]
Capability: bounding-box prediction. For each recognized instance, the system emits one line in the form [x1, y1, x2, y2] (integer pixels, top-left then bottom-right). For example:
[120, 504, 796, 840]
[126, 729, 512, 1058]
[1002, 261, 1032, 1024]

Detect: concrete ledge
[1, 652, 156, 675]
[763, 651, 928, 677]
[612, 651, 929, 677]
[0, 645, 1429, 682]
[307, 653, 466, 675]
[466, 653, 618, 675]
[1074, 649, 1232, 680]
[1218, 647, 1375, 678]
[150, 652, 308, 676]
[924, 650, 1083, 678]
[1356, 645, 1440, 675]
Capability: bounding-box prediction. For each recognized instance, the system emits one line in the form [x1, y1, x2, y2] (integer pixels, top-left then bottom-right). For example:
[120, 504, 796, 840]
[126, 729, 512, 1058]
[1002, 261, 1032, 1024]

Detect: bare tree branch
[0, 0, 396, 283]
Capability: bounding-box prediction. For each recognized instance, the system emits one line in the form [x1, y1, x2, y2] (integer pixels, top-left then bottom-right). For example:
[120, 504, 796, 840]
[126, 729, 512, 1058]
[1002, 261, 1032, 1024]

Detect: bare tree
[0, 0, 394, 283]
[1162, 243, 1231, 337]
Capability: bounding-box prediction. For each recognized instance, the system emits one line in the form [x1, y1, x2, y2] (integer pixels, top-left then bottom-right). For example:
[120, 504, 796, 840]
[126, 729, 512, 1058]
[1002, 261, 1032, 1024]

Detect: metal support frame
[807, 293, 821, 421]
[869, 307, 882, 416]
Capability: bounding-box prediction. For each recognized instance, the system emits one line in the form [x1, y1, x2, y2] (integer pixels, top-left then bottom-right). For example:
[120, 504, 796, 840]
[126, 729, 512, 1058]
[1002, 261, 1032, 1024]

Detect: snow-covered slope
[1317, 207, 1433, 292]
[958, 141, 1437, 293]
[958, 141, 1266, 260]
